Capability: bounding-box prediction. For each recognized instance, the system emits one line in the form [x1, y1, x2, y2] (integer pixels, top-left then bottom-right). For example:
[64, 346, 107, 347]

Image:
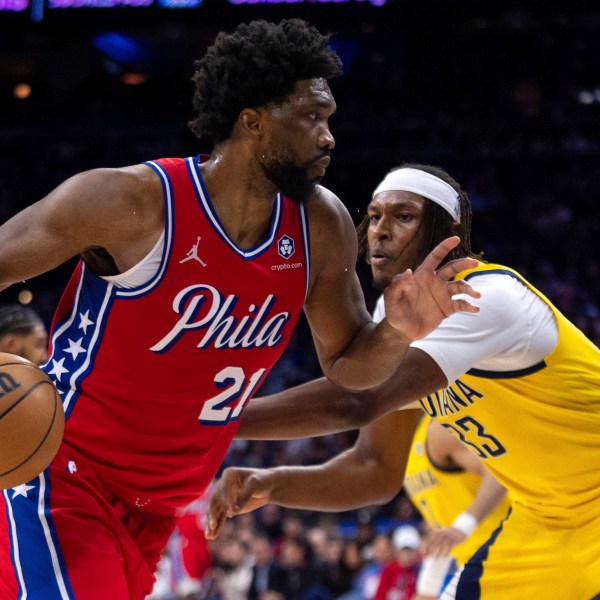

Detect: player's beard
[371, 272, 392, 292]
[260, 145, 323, 205]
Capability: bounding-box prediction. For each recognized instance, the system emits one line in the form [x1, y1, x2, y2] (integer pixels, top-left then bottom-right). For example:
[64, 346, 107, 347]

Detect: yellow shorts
[441, 504, 600, 599]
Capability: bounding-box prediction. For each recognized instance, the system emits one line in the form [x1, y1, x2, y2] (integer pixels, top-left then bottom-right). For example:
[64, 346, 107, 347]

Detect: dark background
[1, 0, 599, 334]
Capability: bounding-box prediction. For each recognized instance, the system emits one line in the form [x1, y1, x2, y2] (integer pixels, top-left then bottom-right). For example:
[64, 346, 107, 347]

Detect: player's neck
[200, 149, 279, 249]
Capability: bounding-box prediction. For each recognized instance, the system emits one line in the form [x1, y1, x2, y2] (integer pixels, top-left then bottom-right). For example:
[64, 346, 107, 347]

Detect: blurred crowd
[148, 489, 426, 600]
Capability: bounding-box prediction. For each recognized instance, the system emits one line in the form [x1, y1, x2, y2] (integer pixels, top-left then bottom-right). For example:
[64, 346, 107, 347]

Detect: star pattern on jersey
[78, 310, 94, 335]
[47, 310, 97, 389]
[64, 337, 86, 360]
[48, 357, 69, 382]
[12, 483, 35, 499]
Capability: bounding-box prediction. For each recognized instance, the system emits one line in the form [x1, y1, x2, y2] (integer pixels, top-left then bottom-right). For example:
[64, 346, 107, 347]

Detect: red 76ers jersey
[44, 156, 310, 514]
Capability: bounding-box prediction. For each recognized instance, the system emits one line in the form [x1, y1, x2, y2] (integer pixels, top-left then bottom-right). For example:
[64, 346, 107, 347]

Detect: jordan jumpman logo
[180, 236, 207, 267]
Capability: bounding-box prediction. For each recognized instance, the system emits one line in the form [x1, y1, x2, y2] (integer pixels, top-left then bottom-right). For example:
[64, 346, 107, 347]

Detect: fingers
[436, 257, 479, 281]
[452, 297, 480, 314]
[204, 469, 245, 540]
[205, 494, 227, 540]
[415, 236, 461, 272]
[447, 279, 480, 298]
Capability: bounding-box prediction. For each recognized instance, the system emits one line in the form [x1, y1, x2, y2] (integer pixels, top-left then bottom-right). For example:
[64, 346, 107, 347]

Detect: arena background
[1, 0, 599, 587]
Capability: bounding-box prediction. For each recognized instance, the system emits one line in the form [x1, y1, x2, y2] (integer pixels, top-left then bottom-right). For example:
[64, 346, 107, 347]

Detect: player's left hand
[204, 467, 274, 540]
[421, 525, 467, 557]
[384, 236, 480, 340]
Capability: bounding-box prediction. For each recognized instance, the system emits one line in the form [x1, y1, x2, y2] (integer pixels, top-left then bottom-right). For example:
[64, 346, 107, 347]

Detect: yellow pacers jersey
[419, 263, 600, 527]
[404, 416, 511, 565]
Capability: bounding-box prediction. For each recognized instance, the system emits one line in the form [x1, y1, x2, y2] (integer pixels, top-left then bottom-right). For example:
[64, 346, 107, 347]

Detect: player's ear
[0, 334, 20, 354]
[238, 108, 263, 141]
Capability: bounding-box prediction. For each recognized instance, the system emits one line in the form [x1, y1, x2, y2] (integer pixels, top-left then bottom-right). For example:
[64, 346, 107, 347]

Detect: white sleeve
[372, 294, 386, 323]
[411, 273, 558, 384]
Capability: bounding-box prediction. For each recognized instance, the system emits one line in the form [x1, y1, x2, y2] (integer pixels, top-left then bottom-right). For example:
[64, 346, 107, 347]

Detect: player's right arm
[237, 347, 447, 440]
[206, 407, 422, 539]
[0, 165, 164, 291]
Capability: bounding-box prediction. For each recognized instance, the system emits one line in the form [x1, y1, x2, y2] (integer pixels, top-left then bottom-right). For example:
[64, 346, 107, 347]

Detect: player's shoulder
[306, 184, 354, 231]
[61, 162, 153, 198]
[464, 269, 530, 307]
[71, 163, 163, 209]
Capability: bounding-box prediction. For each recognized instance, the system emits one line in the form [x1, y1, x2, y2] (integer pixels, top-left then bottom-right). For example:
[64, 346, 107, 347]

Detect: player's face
[367, 191, 426, 290]
[259, 78, 336, 204]
[3, 323, 49, 366]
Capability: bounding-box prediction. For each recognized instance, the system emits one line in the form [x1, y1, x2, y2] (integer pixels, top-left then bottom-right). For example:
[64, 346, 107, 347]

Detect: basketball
[0, 352, 64, 490]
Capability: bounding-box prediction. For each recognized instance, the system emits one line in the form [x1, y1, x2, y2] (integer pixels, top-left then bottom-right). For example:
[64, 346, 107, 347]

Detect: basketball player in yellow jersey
[404, 416, 509, 599]
[206, 164, 600, 600]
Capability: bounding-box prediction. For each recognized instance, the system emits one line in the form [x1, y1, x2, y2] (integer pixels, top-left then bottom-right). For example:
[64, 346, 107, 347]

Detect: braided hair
[357, 163, 483, 268]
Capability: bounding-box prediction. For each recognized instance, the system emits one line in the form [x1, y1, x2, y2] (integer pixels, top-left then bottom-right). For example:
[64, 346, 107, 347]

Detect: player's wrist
[451, 511, 477, 536]
[416, 555, 454, 596]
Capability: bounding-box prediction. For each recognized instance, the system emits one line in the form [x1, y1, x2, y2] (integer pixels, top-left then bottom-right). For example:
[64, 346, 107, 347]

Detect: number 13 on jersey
[199, 366, 266, 425]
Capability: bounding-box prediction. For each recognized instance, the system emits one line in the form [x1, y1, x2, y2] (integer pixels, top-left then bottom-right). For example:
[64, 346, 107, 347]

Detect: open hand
[384, 236, 480, 340]
[205, 467, 274, 540]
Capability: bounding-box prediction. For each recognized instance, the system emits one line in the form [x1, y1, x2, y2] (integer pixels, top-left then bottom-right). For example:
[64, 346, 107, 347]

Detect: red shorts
[176, 512, 212, 580]
[0, 443, 175, 600]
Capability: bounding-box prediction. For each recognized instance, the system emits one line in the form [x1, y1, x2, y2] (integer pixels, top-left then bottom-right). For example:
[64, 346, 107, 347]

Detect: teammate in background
[207, 164, 600, 600]
[0, 20, 479, 599]
[0, 303, 48, 365]
[404, 417, 509, 599]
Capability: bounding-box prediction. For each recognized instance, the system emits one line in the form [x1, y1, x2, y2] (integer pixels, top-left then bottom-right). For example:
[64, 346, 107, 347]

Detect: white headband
[373, 168, 461, 223]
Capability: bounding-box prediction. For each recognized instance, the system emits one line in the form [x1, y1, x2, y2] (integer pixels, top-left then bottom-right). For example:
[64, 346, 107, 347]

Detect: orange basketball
[0, 352, 64, 489]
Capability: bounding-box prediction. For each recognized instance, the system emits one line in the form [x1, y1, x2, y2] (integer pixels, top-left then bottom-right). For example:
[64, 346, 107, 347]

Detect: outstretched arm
[304, 191, 479, 391]
[206, 408, 422, 539]
[237, 347, 446, 440]
[0, 165, 163, 292]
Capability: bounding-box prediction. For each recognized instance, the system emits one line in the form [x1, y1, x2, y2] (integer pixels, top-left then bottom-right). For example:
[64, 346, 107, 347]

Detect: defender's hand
[205, 467, 274, 540]
[422, 526, 467, 558]
[384, 236, 480, 340]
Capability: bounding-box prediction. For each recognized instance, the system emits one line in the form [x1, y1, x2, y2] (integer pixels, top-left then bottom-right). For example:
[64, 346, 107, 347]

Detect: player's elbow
[371, 485, 402, 506]
[334, 393, 382, 429]
[365, 467, 404, 505]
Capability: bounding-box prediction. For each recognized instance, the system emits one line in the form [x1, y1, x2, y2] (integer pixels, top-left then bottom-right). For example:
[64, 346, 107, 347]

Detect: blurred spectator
[340, 534, 394, 600]
[321, 537, 364, 598]
[208, 537, 253, 600]
[374, 526, 421, 600]
[0, 304, 48, 365]
[247, 533, 277, 600]
[268, 535, 330, 600]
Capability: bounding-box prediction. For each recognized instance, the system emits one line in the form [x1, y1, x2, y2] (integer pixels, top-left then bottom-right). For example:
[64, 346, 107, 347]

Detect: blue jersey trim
[43, 263, 117, 420]
[186, 156, 282, 260]
[466, 361, 547, 379]
[455, 507, 511, 599]
[462, 268, 524, 284]
[298, 202, 311, 302]
[4, 473, 76, 599]
[112, 160, 174, 298]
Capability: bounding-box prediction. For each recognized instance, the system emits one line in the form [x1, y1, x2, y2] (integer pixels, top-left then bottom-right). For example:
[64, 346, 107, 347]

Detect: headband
[372, 168, 461, 223]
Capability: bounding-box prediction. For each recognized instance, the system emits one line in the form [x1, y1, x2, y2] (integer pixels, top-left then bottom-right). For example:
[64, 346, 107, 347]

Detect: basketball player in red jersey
[0, 20, 479, 600]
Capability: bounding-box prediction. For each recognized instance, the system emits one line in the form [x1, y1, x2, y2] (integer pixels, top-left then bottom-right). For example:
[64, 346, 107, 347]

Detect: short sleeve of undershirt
[374, 273, 558, 385]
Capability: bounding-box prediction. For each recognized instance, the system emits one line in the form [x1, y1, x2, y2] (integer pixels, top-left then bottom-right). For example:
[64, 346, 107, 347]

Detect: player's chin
[307, 172, 323, 186]
[371, 271, 392, 291]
